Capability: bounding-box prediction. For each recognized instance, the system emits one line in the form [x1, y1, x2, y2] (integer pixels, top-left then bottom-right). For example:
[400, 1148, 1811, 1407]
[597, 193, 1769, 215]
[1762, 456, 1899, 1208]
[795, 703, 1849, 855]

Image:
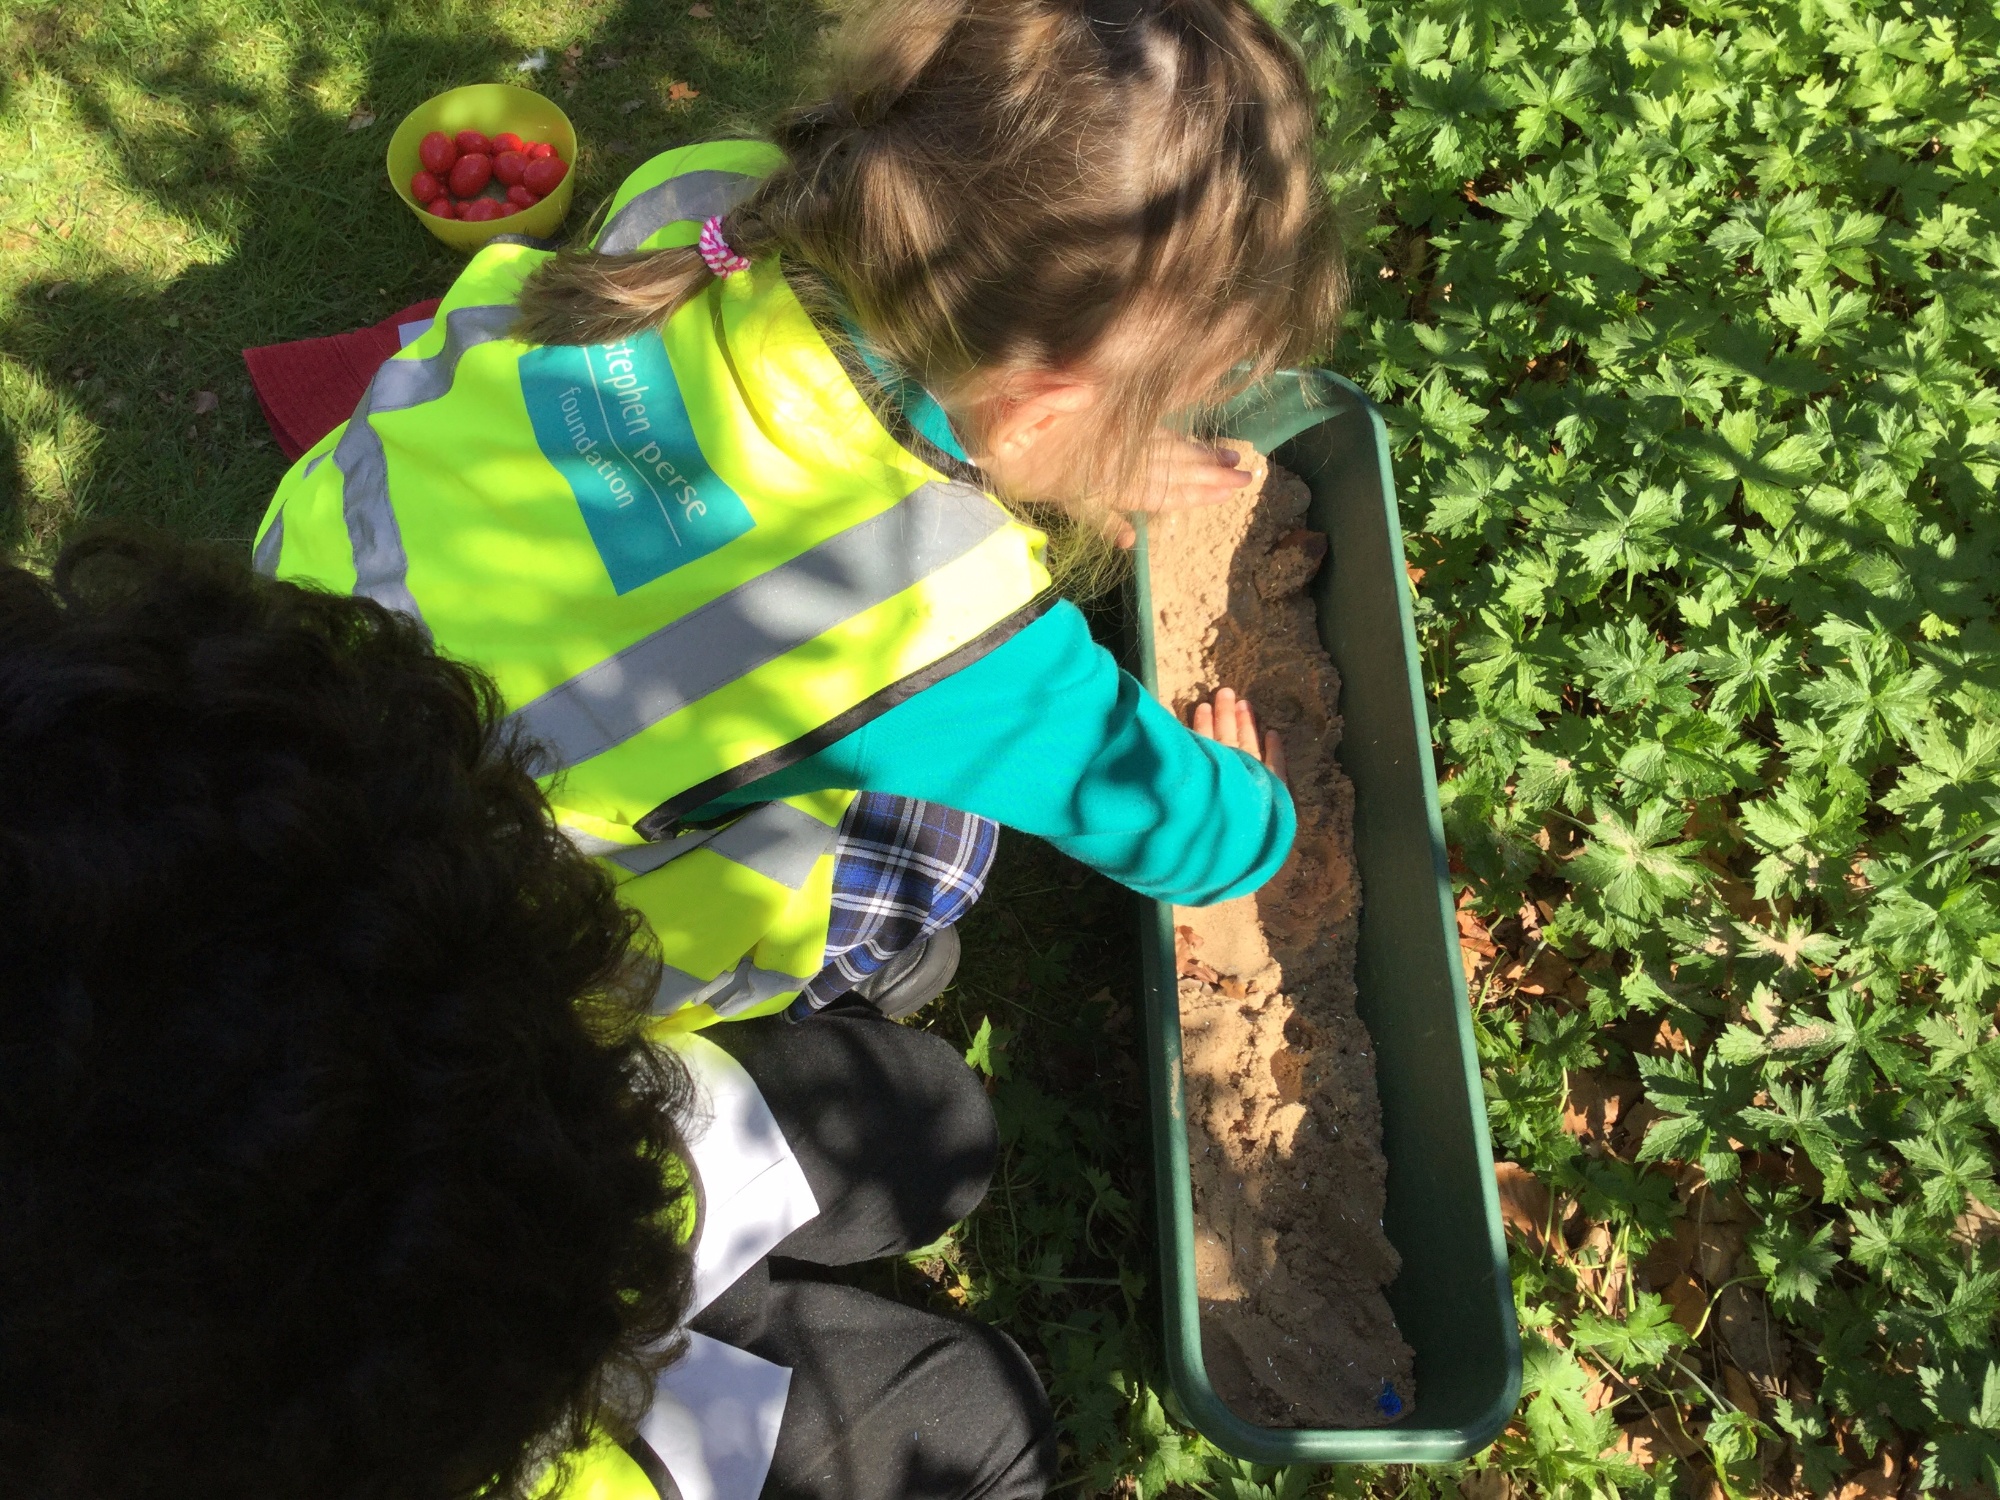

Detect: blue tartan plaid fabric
[791, 792, 998, 1015]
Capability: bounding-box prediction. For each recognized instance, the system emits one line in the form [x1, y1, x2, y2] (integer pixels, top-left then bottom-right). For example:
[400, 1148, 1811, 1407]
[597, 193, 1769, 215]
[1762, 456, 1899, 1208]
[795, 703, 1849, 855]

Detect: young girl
[255, 0, 1341, 1032]
[249, 2, 1338, 1493]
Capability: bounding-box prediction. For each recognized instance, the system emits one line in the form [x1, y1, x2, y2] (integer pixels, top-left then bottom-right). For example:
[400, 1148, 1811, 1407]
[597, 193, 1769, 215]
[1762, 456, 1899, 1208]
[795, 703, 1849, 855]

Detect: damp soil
[1148, 454, 1414, 1429]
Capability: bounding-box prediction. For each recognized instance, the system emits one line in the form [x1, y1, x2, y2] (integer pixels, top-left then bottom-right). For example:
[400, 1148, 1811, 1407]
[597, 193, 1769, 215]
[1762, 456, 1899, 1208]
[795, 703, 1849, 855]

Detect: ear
[959, 367, 1101, 463]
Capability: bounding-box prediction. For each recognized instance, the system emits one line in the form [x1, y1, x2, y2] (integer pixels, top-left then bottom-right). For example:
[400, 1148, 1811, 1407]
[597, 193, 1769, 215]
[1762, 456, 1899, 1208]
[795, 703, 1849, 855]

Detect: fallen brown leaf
[192, 390, 219, 416]
[1953, 1196, 2000, 1257]
[1829, 1445, 1900, 1500]
[1721, 1365, 1761, 1419]
[1573, 1221, 1629, 1307]
[1562, 1070, 1634, 1145]
[688, 2, 714, 15]
[668, 80, 700, 101]
[1639, 1226, 1689, 1290]
[345, 105, 376, 131]
[1609, 1408, 1705, 1463]
[1715, 1283, 1789, 1384]
[1495, 1161, 1551, 1252]
[1461, 944, 1487, 986]
[1513, 945, 1576, 997]
[1664, 1273, 1707, 1335]
[1693, 1218, 1745, 1283]
[1456, 906, 1497, 953]
[1680, 1169, 1751, 1223]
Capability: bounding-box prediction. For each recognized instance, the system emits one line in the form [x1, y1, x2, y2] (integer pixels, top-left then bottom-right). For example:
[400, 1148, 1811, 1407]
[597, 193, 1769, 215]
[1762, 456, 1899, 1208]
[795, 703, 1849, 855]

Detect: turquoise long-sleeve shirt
[698, 342, 1293, 905]
[703, 599, 1294, 905]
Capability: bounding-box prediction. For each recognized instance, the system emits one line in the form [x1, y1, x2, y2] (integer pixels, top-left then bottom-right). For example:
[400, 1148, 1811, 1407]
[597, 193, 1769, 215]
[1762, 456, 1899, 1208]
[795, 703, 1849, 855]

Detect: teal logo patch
[520, 333, 754, 594]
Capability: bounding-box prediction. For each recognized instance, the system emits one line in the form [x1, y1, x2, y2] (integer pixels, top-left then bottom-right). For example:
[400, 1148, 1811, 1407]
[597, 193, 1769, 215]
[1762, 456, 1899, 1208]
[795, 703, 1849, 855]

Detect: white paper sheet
[631, 1034, 819, 1500]
[670, 1033, 821, 1318]
[638, 1332, 793, 1500]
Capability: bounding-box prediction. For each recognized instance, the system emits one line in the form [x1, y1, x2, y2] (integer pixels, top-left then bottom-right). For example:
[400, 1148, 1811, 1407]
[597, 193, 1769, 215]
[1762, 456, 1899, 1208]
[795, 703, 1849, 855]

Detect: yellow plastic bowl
[387, 83, 578, 252]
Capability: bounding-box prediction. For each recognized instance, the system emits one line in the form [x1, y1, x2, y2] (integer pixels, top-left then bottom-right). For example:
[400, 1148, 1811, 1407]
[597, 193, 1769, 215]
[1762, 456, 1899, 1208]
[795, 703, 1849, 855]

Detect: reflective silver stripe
[252, 509, 284, 576]
[573, 802, 835, 887]
[335, 303, 519, 623]
[506, 481, 1008, 773]
[702, 801, 837, 889]
[652, 953, 804, 1018]
[560, 825, 636, 858]
[607, 825, 718, 876]
[596, 170, 762, 255]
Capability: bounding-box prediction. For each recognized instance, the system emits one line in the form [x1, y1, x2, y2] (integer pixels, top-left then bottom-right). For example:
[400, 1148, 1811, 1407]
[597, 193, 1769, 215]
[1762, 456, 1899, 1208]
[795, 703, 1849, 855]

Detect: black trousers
[692, 1011, 1057, 1500]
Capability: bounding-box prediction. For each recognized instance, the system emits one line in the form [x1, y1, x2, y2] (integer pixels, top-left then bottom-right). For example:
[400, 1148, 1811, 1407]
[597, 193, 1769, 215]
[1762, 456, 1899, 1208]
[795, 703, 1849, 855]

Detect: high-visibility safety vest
[255, 140, 1053, 1032]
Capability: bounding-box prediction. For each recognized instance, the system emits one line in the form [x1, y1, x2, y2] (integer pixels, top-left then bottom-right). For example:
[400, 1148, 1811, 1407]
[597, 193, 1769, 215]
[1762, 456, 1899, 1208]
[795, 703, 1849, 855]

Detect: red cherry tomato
[426, 196, 457, 218]
[522, 156, 569, 196]
[469, 198, 511, 223]
[492, 131, 525, 155]
[507, 184, 541, 209]
[526, 140, 555, 160]
[454, 130, 493, 155]
[448, 153, 493, 197]
[418, 131, 458, 175]
[492, 150, 528, 188]
[410, 170, 444, 203]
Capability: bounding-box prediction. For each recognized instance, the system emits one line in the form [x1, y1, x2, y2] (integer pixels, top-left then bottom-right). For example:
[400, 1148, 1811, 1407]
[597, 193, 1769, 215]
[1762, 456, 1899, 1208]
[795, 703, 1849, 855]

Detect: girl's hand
[1191, 686, 1287, 784]
[1108, 435, 1258, 549]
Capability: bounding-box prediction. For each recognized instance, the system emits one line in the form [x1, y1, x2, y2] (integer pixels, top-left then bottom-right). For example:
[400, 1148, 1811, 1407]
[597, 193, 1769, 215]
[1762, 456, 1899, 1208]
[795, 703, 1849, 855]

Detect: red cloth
[242, 299, 442, 461]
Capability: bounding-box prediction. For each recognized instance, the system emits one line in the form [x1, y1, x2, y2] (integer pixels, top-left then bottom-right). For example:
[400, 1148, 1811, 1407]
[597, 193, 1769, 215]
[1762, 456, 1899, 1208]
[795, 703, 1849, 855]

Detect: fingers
[1189, 688, 1288, 783]
[1123, 435, 1256, 515]
[1229, 691, 1258, 758]
[1213, 687, 1240, 751]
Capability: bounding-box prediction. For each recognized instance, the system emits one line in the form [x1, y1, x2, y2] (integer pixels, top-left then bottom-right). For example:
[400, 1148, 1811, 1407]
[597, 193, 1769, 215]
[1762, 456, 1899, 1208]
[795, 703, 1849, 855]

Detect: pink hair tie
[697, 215, 752, 276]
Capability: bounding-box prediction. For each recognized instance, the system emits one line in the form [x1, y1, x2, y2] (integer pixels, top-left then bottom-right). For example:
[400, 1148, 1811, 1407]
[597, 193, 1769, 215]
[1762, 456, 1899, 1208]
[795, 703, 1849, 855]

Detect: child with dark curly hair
[0, 532, 1052, 1500]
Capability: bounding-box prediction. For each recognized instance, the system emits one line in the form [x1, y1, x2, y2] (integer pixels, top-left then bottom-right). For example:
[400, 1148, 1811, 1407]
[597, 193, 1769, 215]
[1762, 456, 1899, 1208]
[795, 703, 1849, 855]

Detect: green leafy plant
[1289, 0, 2000, 1489]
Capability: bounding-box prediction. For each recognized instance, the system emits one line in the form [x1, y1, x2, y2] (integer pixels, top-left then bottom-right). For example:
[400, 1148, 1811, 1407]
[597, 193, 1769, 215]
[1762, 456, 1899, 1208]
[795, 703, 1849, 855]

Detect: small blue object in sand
[1376, 1381, 1404, 1418]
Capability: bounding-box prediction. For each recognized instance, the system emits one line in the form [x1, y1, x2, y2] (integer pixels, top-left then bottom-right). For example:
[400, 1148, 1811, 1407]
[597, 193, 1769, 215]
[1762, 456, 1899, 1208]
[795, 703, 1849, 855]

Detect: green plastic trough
[1132, 371, 1521, 1464]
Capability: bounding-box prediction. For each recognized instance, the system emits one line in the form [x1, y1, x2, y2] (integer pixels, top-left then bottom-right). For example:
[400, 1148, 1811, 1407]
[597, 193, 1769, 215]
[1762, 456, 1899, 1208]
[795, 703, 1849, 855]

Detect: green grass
[0, 0, 826, 551]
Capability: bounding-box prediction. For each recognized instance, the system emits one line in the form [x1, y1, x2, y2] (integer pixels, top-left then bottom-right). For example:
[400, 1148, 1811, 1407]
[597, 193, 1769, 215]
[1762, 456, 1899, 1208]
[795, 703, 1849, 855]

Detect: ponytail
[511, 242, 716, 349]
[513, 0, 1343, 569]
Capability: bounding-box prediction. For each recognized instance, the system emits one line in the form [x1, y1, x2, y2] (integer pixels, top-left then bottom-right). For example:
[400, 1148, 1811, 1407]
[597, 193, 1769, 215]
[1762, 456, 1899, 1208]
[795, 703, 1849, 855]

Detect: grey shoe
[852, 926, 961, 1020]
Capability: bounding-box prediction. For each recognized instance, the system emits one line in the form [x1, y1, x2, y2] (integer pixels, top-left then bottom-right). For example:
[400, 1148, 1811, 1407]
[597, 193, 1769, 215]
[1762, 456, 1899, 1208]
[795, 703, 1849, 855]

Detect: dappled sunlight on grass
[0, 0, 829, 554]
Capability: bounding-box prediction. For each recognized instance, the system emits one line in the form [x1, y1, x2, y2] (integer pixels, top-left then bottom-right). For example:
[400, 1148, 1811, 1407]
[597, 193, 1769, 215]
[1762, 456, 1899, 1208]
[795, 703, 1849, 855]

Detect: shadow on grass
[0, 0, 828, 552]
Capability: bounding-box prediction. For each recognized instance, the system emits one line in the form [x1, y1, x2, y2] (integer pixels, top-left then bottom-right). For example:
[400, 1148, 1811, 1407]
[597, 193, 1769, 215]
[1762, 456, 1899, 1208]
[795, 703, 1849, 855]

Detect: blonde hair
[516, 0, 1344, 587]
